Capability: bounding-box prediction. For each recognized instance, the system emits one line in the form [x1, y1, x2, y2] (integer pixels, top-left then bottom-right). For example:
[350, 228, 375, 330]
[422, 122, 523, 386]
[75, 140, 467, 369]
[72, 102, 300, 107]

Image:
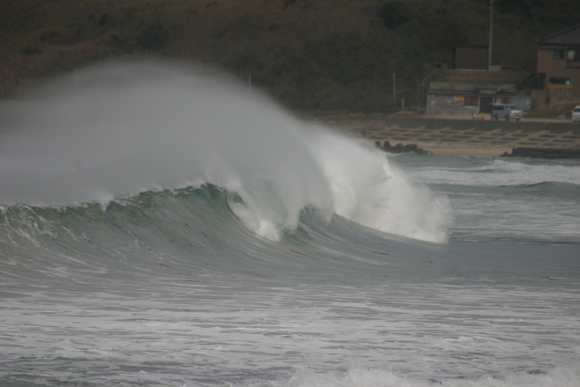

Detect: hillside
[2, 0, 580, 111]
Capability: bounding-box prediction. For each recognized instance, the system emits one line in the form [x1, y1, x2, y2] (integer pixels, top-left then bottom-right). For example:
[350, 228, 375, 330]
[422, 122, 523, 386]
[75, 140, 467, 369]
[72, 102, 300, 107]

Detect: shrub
[376, 1, 411, 29]
[21, 45, 43, 55]
[135, 23, 168, 51]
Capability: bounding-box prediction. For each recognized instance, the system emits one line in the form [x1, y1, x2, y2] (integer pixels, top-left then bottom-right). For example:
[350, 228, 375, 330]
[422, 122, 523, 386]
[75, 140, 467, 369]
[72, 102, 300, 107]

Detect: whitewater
[0, 60, 579, 386]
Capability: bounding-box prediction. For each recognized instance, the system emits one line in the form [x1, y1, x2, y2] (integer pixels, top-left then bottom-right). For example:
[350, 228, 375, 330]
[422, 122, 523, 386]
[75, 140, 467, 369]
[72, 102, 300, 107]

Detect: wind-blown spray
[0, 60, 451, 242]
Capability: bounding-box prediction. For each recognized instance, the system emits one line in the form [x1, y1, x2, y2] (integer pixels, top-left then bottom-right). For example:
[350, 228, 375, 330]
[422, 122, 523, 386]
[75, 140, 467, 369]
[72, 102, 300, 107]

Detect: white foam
[308, 131, 452, 243]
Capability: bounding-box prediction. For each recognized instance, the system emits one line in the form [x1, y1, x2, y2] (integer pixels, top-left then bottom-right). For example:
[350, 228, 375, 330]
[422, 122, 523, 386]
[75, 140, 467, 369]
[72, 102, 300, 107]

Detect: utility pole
[393, 73, 396, 108]
[488, 0, 494, 71]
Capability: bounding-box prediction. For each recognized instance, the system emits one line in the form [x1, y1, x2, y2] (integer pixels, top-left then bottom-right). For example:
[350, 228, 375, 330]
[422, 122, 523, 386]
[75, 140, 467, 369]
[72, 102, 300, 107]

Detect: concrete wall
[383, 116, 580, 134]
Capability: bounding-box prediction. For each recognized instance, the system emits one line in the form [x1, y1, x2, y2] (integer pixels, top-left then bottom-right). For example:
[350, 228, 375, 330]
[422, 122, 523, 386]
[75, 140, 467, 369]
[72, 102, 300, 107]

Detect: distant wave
[410, 158, 580, 188]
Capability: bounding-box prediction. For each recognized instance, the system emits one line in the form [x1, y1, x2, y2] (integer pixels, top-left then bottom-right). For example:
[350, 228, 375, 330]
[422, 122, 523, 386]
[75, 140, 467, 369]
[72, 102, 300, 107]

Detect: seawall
[382, 116, 580, 135]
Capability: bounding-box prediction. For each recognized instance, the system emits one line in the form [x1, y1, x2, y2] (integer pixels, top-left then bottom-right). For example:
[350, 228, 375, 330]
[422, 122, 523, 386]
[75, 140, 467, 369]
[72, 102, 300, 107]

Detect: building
[426, 71, 531, 115]
[425, 46, 531, 115]
[532, 24, 580, 108]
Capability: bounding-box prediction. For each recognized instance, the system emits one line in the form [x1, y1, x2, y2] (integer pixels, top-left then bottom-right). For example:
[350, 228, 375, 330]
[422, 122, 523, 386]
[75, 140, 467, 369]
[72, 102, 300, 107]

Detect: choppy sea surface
[1, 61, 579, 386]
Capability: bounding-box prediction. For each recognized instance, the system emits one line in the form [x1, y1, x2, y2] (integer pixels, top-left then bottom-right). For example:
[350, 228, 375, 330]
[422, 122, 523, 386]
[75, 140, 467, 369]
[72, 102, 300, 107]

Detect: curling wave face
[0, 60, 451, 243]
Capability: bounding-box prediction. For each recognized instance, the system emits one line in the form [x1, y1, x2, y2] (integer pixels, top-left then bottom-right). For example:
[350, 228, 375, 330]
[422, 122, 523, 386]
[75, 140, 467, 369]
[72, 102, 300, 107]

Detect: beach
[313, 113, 580, 158]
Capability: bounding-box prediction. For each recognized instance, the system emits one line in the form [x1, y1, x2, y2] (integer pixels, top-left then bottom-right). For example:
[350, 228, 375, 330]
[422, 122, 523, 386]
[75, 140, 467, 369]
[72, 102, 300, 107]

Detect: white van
[491, 104, 522, 121]
[572, 106, 580, 122]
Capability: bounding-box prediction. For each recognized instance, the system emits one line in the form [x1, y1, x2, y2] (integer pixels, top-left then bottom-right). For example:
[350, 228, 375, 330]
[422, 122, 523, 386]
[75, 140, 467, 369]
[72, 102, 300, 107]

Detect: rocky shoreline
[375, 141, 430, 155]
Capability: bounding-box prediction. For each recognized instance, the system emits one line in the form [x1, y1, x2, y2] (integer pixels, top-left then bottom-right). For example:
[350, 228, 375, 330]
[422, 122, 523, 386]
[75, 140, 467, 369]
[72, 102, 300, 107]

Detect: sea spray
[306, 130, 451, 243]
[0, 59, 451, 242]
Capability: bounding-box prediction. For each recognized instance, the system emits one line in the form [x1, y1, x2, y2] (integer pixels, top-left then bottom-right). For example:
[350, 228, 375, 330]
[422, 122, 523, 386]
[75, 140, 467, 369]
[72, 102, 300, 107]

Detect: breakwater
[501, 147, 580, 159]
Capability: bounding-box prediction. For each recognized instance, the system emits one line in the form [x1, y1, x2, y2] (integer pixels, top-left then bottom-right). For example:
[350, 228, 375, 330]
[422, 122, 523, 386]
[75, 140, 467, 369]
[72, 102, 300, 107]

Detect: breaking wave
[0, 59, 451, 243]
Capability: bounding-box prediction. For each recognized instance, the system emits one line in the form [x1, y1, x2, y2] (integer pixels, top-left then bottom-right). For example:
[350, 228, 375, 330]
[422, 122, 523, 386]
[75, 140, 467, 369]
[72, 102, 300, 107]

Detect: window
[567, 50, 580, 61]
[549, 77, 572, 85]
[553, 50, 565, 59]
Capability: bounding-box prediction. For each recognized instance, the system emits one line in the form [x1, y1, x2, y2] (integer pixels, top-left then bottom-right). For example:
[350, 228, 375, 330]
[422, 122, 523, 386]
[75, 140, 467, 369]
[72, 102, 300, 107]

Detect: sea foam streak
[272, 365, 580, 387]
[0, 60, 451, 242]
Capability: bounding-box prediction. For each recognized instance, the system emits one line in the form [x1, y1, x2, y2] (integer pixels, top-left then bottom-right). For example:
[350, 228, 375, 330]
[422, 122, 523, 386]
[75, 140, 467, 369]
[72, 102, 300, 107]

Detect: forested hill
[2, 0, 580, 111]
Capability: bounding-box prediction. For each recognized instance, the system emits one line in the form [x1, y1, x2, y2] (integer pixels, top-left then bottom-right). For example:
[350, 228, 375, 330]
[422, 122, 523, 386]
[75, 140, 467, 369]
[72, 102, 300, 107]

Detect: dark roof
[453, 45, 489, 49]
[537, 24, 580, 46]
[426, 89, 514, 97]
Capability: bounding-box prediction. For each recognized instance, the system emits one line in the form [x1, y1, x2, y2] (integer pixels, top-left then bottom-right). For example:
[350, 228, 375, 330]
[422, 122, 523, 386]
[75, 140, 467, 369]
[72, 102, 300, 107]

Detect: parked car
[491, 104, 522, 121]
[572, 106, 580, 123]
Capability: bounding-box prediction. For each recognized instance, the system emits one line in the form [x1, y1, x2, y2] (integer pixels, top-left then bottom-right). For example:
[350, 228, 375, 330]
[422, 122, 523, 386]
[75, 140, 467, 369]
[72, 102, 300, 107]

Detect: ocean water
[1, 61, 579, 387]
